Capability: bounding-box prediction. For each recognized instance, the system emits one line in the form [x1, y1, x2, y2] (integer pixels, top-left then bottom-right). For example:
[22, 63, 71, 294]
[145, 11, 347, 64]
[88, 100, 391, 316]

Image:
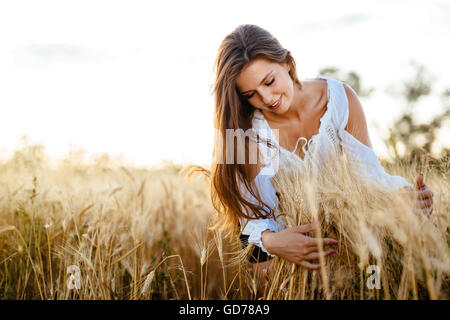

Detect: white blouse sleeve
[332, 82, 413, 190]
[238, 172, 285, 257]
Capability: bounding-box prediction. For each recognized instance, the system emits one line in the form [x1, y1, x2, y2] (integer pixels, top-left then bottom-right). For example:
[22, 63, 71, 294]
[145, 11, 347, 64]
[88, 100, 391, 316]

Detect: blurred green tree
[385, 63, 450, 163]
[319, 66, 374, 98]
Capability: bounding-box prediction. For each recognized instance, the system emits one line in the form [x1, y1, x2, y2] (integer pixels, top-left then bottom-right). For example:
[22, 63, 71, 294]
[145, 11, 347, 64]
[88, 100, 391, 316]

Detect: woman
[210, 24, 434, 270]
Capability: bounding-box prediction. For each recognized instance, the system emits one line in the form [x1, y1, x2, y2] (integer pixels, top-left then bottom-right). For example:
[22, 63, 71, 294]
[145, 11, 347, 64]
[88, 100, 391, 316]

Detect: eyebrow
[240, 70, 274, 95]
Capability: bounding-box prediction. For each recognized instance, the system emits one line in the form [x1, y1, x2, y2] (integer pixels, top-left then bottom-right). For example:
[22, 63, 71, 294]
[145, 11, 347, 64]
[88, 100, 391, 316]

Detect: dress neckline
[254, 75, 332, 162]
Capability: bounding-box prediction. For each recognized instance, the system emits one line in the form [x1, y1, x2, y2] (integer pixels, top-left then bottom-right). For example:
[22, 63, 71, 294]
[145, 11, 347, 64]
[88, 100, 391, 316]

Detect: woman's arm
[342, 83, 434, 217]
[343, 83, 372, 148]
[240, 157, 338, 269]
[261, 221, 338, 269]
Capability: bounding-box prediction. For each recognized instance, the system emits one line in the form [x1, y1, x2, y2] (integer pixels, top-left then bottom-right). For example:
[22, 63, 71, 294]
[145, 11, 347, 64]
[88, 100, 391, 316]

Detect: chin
[275, 104, 288, 113]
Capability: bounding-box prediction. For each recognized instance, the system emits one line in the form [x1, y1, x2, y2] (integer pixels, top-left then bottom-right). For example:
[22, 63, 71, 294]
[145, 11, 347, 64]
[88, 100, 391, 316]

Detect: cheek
[277, 76, 291, 93]
[285, 78, 295, 98]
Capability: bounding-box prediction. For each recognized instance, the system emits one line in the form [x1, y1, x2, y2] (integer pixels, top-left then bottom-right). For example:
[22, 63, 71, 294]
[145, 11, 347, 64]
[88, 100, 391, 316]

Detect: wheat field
[0, 144, 448, 299]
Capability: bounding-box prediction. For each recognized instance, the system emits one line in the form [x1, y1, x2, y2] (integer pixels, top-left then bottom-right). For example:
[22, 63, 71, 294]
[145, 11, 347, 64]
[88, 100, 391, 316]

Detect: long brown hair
[188, 24, 302, 238]
[211, 24, 304, 237]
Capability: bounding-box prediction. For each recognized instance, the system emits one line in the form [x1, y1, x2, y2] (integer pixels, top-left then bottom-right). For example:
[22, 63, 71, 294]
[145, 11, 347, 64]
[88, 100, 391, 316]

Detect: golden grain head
[0, 145, 448, 299]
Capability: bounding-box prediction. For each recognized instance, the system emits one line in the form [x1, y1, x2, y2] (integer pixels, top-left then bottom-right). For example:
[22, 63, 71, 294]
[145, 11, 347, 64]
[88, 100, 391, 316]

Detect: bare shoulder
[341, 83, 373, 148]
[303, 78, 328, 96]
[342, 82, 364, 126]
[342, 82, 358, 102]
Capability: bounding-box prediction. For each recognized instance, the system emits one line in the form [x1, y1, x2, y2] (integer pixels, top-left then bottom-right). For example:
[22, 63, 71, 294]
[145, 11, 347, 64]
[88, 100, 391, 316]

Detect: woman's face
[236, 58, 294, 114]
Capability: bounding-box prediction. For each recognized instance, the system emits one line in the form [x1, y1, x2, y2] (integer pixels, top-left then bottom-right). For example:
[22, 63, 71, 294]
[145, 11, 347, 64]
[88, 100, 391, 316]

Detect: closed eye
[245, 78, 275, 99]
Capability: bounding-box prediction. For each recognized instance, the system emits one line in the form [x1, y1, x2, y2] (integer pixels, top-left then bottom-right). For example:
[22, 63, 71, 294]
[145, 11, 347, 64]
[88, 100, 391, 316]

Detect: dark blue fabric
[239, 233, 273, 263]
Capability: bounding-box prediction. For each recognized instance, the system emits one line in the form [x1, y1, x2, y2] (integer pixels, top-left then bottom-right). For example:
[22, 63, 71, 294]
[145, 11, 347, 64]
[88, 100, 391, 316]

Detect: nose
[258, 88, 273, 106]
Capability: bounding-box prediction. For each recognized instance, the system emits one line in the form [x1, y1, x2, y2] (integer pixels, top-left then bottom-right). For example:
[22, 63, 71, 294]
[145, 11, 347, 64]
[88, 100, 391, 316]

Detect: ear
[283, 62, 291, 72]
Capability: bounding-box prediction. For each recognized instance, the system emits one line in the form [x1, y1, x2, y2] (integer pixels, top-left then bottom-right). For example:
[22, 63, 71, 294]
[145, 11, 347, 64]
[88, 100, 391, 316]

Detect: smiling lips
[270, 96, 281, 110]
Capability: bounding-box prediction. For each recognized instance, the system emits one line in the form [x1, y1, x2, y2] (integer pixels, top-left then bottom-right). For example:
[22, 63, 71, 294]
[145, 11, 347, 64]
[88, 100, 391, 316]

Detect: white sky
[0, 0, 449, 168]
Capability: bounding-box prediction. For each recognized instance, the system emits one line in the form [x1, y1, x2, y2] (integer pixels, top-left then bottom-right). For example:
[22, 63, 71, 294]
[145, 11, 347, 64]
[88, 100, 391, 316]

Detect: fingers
[416, 187, 434, 200]
[413, 184, 434, 217]
[415, 186, 433, 211]
[415, 173, 424, 189]
[304, 249, 336, 261]
[292, 220, 320, 234]
[306, 237, 339, 249]
[418, 198, 433, 209]
[323, 237, 339, 246]
[299, 260, 325, 270]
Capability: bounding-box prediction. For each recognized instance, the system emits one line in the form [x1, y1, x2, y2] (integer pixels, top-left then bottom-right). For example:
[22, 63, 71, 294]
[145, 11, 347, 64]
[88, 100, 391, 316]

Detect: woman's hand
[414, 173, 434, 217]
[261, 220, 338, 270]
[401, 173, 434, 218]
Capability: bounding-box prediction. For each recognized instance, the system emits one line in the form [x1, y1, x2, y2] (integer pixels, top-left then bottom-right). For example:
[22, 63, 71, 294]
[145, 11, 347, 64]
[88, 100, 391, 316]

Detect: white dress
[239, 75, 413, 257]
